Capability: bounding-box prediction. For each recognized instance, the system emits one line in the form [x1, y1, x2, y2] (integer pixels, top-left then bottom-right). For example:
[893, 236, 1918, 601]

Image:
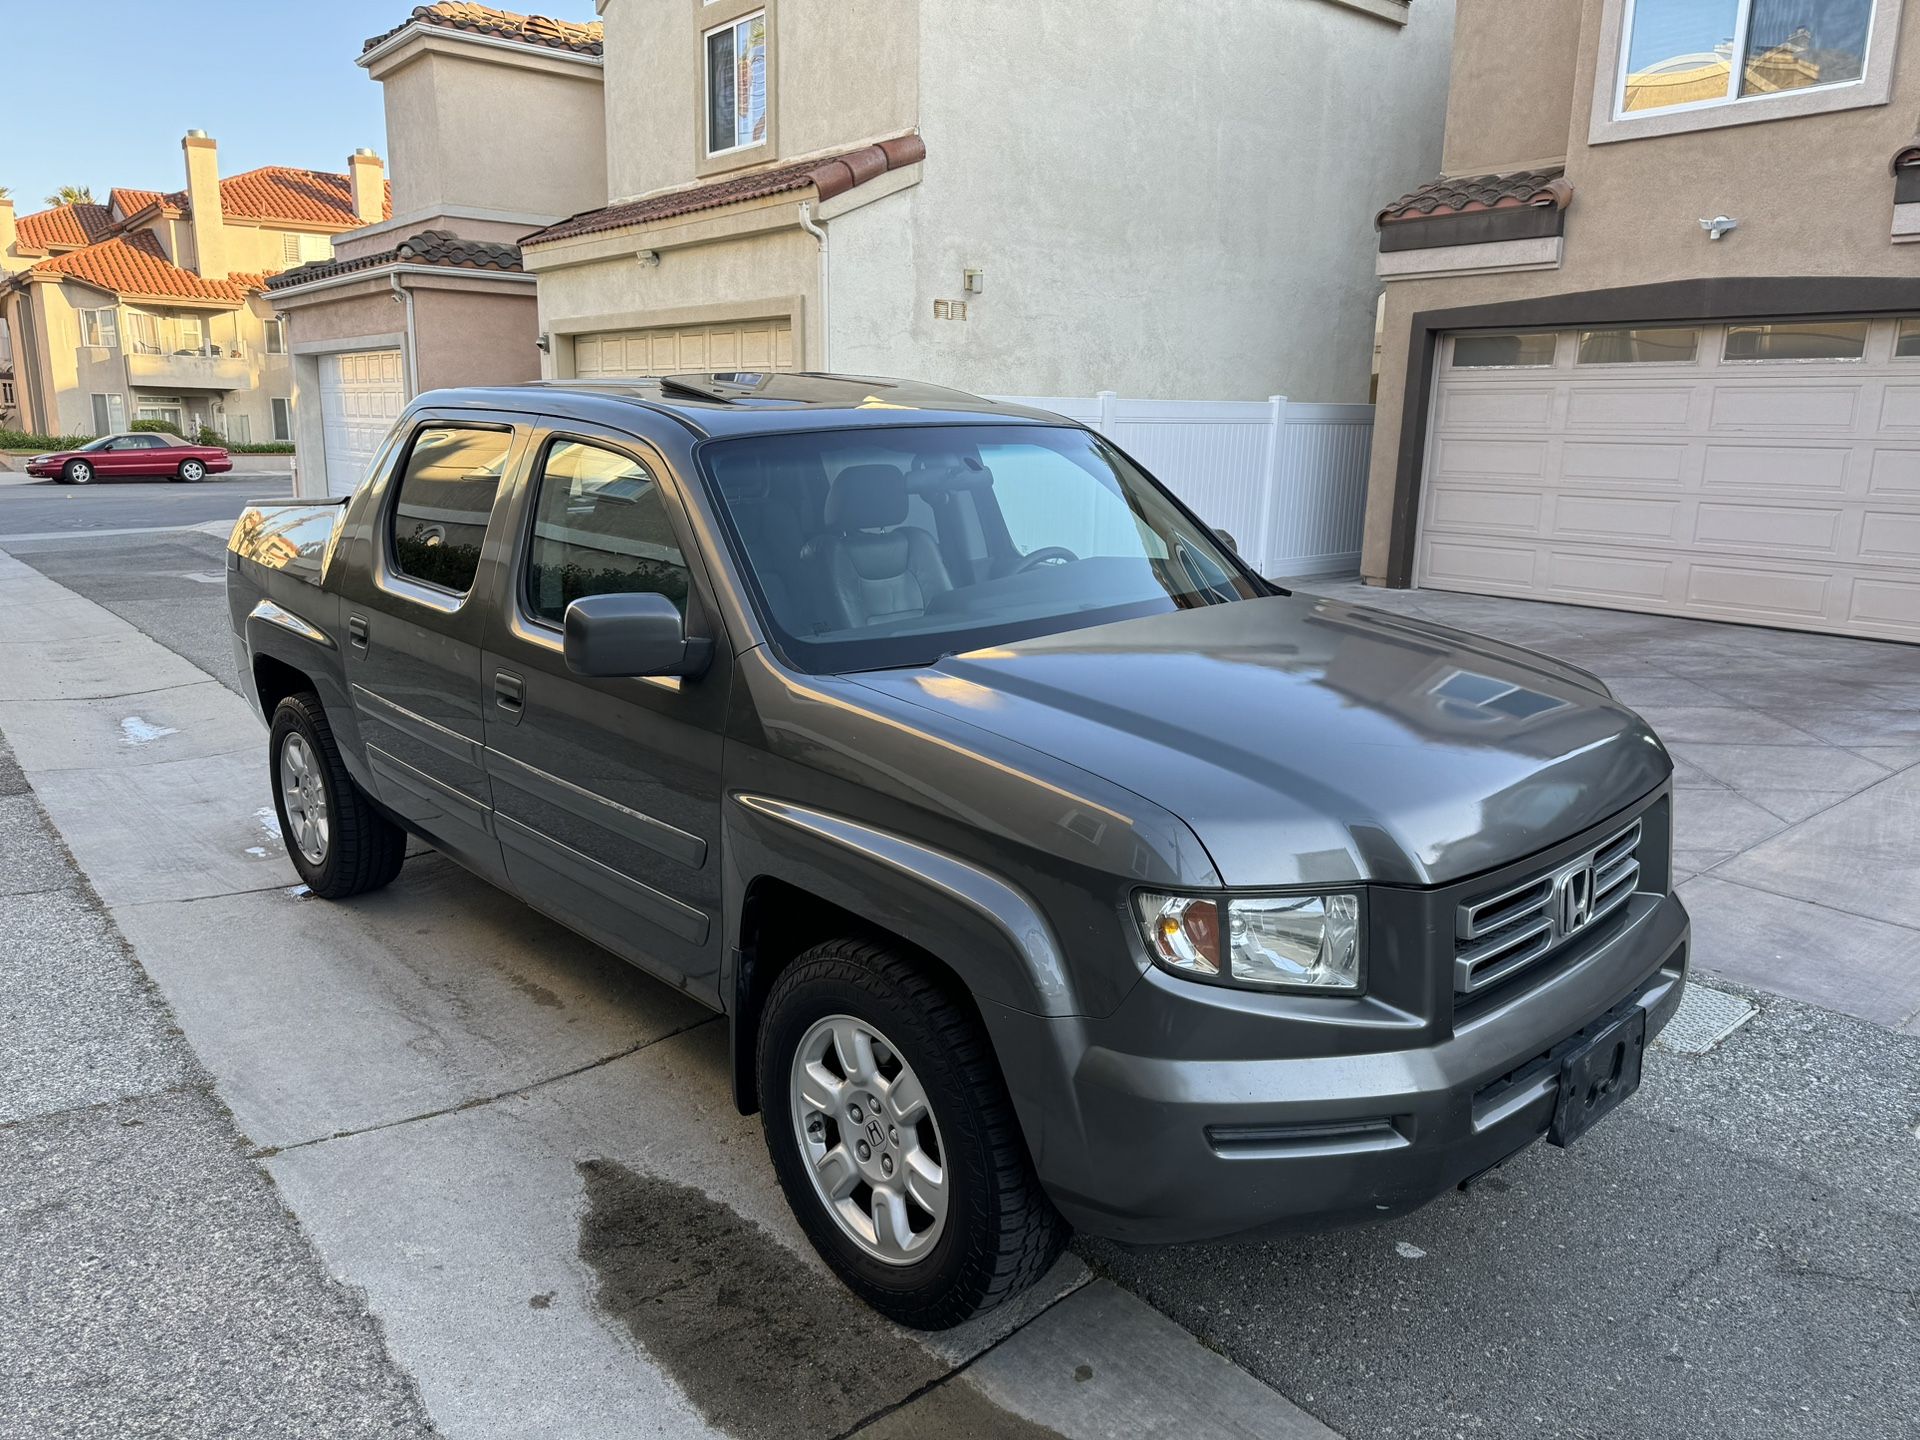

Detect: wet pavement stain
[852, 1376, 1068, 1439]
[577, 1159, 1058, 1440]
[506, 973, 564, 1008]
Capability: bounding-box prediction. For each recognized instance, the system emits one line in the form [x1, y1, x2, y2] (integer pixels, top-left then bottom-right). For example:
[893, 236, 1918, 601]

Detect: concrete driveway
[1310, 579, 1920, 1036]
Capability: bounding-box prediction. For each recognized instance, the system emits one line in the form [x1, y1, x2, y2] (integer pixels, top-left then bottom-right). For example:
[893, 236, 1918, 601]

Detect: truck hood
[847, 593, 1669, 888]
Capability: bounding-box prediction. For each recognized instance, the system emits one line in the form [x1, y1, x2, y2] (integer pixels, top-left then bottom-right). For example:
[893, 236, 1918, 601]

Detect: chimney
[182, 129, 227, 279]
[348, 148, 386, 226]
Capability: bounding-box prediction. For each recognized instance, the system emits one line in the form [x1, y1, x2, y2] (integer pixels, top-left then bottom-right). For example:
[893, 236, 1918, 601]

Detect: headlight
[1135, 892, 1362, 993]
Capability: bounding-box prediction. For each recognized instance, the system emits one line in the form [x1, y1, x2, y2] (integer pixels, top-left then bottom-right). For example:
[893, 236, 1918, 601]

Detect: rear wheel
[62, 460, 93, 485]
[758, 938, 1068, 1329]
[268, 691, 406, 899]
[176, 458, 206, 483]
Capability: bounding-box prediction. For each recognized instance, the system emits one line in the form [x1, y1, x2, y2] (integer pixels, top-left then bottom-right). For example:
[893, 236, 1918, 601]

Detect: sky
[2, 0, 409, 213]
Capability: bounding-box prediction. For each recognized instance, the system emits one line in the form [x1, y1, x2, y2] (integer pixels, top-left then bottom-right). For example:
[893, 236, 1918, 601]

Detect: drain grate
[1653, 982, 1757, 1055]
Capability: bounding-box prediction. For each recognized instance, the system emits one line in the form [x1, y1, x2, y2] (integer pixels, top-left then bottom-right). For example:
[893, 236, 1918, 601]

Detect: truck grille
[1455, 819, 1641, 997]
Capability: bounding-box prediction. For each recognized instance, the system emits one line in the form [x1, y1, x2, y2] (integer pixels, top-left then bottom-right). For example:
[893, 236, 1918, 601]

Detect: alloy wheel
[790, 1014, 949, 1265]
[181, 460, 204, 481]
[278, 732, 330, 865]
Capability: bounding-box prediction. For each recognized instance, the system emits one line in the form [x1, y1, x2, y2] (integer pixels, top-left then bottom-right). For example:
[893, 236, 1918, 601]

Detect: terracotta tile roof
[524, 135, 926, 248]
[218, 167, 392, 226]
[1376, 168, 1572, 227]
[23, 231, 269, 303]
[15, 202, 116, 251]
[109, 187, 170, 218]
[364, 2, 602, 56]
[267, 228, 522, 290]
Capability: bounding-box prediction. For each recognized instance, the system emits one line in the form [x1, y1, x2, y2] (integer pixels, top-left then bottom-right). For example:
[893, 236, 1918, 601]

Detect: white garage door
[572, 318, 795, 379]
[318, 349, 405, 497]
[1418, 318, 1920, 642]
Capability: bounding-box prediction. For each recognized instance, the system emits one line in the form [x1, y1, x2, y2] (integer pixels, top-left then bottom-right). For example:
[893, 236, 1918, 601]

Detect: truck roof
[406, 373, 1071, 439]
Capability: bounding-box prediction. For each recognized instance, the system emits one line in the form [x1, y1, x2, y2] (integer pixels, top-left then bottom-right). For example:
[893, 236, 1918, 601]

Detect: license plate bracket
[1547, 1006, 1647, 1148]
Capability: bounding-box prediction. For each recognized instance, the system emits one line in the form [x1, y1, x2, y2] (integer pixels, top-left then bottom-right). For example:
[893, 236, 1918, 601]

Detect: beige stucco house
[1366, 0, 1920, 644]
[269, 2, 606, 496]
[0, 136, 387, 443]
[520, 0, 1454, 405]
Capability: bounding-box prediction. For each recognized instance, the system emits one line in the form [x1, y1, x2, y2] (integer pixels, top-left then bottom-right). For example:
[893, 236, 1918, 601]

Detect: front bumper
[999, 888, 1689, 1245]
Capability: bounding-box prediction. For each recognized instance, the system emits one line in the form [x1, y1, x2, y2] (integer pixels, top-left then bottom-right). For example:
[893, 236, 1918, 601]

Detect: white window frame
[79, 307, 119, 349]
[2, 379, 15, 407]
[1591, 0, 1904, 144]
[265, 318, 286, 355]
[91, 392, 126, 434]
[272, 396, 292, 441]
[702, 9, 769, 160]
[178, 315, 205, 354]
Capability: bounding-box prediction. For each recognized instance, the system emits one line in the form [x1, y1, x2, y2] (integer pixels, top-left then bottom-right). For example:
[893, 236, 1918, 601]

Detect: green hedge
[1, 429, 91, 451]
[131, 418, 184, 437]
[228, 441, 296, 454]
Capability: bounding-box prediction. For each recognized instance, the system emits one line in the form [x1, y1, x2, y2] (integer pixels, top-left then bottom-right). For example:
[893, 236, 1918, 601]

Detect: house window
[79, 308, 119, 349]
[272, 397, 292, 440]
[127, 312, 163, 355]
[1577, 327, 1701, 364]
[1617, 0, 1874, 116]
[265, 319, 286, 355]
[178, 316, 205, 354]
[704, 10, 769, 157]
[2, 379, 14, 408]
[226, 414, 251, 443]
[91, 392, 127, 434]
[1723, 320, 1869, 361]
[1451, 333, 1557, 368]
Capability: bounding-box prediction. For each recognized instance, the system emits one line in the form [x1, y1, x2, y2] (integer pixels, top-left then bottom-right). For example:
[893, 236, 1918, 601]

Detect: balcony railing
[125, 350, 253, 392]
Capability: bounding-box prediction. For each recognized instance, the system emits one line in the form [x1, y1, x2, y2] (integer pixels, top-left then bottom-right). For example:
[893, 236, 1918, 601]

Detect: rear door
[335, 412, 527, 882]
[479, 426, 732, 1000]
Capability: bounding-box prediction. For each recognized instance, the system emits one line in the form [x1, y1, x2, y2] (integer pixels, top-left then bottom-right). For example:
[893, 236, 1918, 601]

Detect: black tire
[176, 458, 206, 483]
[268, 691, 406, 899]
[758, 938, 1068, 1329]
[62, 460, 93, 485]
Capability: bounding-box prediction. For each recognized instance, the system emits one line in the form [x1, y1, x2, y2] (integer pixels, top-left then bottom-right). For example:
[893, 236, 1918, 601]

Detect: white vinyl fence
[994, 391, 1374, 578]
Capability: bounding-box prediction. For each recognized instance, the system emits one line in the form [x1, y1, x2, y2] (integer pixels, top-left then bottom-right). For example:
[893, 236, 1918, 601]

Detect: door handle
[347, 614, 369, 651]
[494, 670, 526, 725]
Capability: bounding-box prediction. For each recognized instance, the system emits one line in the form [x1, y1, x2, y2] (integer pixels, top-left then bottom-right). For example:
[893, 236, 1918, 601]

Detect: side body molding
[733, 794, 1075, 1015]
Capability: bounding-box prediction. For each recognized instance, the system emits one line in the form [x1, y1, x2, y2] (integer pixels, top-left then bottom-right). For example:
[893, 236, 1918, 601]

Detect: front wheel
[176, 458, 206, 482]
[758, 939, 1067, 1329]
[63, 460, 93, 485]
[268, 692, 406, 899]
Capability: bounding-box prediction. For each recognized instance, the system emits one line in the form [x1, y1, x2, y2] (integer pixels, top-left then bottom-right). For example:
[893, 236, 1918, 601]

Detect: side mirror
[562, 592, 711, 679]
[1212, 527, 1240, 554]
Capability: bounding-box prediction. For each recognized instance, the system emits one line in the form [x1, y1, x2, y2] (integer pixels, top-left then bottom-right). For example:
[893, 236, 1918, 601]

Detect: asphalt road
[0, 471, 292, 540]
[5, 482, 1917, 1438]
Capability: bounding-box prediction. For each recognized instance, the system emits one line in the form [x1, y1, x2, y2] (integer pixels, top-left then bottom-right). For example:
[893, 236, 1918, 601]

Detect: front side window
[80, 308, 118, 348]
[1723, 320, 1868, 361]
[700, 424, 1260, 674]
[388, 425, 513, 595]
[705, 10, 768, 157]
[1620, 0, 1874, 115]
[524, 439, 690, 625]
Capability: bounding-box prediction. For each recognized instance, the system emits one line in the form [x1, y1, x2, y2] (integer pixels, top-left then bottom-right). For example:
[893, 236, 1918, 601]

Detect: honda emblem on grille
[1556, 863, 1596, 936]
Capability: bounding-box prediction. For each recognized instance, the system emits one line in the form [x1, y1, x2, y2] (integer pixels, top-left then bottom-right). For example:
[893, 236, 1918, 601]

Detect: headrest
[825, 463, 909, 531]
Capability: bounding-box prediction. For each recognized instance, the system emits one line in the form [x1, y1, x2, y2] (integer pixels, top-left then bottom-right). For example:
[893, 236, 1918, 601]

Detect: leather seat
[800, 463, 952, 631]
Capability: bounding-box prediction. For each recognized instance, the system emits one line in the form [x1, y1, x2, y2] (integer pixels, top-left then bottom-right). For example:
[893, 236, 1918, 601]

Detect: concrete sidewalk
[0, 543, 1331, 1437]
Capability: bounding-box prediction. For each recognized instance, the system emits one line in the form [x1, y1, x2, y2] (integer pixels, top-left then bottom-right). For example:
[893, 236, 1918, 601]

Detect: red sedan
[27, 432, 234, 485]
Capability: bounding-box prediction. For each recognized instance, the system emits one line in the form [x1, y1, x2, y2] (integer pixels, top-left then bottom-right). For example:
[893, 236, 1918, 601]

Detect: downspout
[389, 271, 417, 397]
[798, 200, 830, 373]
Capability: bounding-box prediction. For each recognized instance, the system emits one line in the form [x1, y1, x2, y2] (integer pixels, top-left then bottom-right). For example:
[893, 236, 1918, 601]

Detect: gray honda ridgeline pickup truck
[228, 374, 1689, 1328]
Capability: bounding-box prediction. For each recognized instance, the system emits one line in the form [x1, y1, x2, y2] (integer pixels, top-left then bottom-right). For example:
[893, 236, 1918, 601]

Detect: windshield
[699, 424, 1263, 673]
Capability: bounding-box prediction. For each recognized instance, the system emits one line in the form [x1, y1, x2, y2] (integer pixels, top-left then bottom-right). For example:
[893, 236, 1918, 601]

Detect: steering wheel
[1013, 546, 1079, 574]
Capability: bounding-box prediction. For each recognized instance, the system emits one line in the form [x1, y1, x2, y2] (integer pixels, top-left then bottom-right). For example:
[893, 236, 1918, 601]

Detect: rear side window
[389, 425, 512, 594]
[524, 439, 690, 625]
